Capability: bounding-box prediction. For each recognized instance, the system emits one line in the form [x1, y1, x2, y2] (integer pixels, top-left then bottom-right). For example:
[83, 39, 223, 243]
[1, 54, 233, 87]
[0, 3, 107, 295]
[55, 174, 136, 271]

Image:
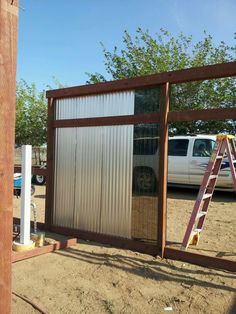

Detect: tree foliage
[16, 80, 47, 146]
[87, 28, 236, 134]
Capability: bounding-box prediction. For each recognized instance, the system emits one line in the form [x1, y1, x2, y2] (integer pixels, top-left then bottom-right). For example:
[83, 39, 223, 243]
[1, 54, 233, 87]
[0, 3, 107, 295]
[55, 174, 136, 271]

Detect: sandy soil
[12, 186, 236, 313]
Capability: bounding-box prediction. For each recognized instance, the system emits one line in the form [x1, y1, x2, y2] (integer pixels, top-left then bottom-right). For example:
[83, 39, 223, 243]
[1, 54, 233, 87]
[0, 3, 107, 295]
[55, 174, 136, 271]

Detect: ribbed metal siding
[100, 125, 133, 238]
[53, 91, 134, 238]
[74, 127, 103, 233]
[55, 91, 134, 119]
[53, 128, 76, 228]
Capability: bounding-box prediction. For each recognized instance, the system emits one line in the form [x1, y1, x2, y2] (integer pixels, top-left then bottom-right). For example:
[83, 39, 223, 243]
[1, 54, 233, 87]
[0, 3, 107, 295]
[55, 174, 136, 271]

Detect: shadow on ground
[53, 240, 236, 294]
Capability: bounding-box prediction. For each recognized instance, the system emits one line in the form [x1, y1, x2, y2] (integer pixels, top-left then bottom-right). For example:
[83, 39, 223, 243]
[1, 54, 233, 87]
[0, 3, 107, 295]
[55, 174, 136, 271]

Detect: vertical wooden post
[45, 98, 54, 229]
[157, 82, 170, 257]
[0, 0, 19, 312]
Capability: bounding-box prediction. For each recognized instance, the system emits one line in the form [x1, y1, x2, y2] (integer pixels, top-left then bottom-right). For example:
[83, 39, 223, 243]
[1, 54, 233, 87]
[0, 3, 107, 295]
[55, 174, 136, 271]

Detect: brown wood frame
[46, 61, 236, 99]
[0, 1, 19, 311]
[157, 83, 170, 257]
[46, 61, 236, 272]
[164, 247, 236, 272]
[14, 165, 47, 177]
[12, 238, 77, 263]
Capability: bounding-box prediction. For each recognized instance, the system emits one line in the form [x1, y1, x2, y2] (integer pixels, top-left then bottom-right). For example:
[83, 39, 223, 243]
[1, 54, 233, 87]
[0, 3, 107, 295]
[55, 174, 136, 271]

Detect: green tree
[87, 28, 236, 134]
[16, 80, 47, 147]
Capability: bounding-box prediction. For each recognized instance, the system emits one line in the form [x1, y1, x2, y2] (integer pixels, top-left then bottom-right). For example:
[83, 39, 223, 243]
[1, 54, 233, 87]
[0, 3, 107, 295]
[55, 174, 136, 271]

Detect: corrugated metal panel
[55, 91, 134, 119]
[73, 127, 103, 232]
[100, 125, 133, 238]
[53, 128, 76, 228]
[54, 91, 134, 238]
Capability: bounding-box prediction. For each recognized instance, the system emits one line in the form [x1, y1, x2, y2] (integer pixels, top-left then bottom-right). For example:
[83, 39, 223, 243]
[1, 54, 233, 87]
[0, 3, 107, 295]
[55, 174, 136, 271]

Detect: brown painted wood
[0, 1, 19, 312]
[12, 238, 77, 263]
[158, 83, 170, 257]
[46, 62, 236, 99]
[168, 107, 236, 122]
[13, 217, 46, 230]
[50, 226, 158, 256]
[164, 247, 236, 272]
[14, 165, 47, 176]
[45, 98, 55, 229]
[53, 113, 161, 128]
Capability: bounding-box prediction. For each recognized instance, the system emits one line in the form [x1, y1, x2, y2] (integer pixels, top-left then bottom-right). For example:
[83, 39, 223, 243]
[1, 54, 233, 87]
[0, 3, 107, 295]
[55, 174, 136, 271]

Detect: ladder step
[191, 228, 202, 236]
[182, 135, 236, 251]
[209, 175, 217, 180]
[202, 193, 212, 200]
[197, 211, 207, 219]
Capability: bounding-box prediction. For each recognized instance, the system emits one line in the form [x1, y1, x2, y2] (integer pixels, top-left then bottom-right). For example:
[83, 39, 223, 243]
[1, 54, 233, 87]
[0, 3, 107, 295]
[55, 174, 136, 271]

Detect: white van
[133, 134, 236, 192]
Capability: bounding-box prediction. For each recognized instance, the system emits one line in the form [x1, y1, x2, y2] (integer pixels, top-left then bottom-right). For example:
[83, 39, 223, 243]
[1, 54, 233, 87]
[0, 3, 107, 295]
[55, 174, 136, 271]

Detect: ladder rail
[225, 139, 236, 191]
[181, 140, 225, 249]
[181, 136, 235, 251]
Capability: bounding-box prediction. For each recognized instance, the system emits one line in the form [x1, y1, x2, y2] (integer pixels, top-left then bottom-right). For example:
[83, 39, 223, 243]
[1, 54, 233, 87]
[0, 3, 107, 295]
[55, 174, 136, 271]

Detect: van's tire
[33, 175, 46, 185]
[133, 168, 157, 193]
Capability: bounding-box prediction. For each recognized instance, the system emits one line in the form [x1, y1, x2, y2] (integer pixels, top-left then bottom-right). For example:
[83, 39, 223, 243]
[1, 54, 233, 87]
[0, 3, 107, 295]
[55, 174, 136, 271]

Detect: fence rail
[14, 165, 47, 177]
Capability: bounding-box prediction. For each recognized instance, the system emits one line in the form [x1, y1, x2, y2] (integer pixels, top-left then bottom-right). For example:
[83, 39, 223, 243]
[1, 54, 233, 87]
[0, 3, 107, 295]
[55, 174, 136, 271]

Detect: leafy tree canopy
[16, 80, 47, 147]
[87, 28, 236, 135]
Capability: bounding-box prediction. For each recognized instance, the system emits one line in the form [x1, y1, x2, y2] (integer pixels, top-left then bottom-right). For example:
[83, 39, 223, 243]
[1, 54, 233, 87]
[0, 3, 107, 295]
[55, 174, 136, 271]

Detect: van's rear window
[168, 139, 189, 156]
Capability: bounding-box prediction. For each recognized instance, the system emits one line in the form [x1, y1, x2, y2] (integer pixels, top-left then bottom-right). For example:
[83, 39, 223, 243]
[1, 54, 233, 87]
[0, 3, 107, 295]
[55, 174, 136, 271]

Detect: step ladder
[181, 134, 236, 251]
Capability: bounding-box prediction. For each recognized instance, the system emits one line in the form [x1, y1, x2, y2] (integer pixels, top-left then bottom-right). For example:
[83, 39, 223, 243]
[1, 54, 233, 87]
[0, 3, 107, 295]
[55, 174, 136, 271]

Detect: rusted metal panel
[0, 0, 19, 312]
[46, 62, 236, 99]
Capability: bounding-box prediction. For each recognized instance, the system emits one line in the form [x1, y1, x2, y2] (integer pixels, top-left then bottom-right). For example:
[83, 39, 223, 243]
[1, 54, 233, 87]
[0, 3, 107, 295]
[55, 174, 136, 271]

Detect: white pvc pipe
[20, 145, 32, 245]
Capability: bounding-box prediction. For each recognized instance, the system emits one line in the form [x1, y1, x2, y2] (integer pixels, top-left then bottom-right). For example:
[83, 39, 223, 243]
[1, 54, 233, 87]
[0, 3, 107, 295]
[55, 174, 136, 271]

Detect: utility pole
[0, 0, 19, 312]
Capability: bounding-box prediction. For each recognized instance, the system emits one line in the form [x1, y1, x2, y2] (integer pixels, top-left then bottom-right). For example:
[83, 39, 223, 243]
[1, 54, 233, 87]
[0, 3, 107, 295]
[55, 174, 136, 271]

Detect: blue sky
[17, 0, 236, 91]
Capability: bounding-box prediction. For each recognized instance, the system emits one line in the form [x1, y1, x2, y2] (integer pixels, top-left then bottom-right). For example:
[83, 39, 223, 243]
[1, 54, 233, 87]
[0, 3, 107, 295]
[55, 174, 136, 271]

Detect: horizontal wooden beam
[52, 113, 161, 128]
[14, 166, 47, 177]
[164, 247, 236, 272]
[46, 62, 236, 99]
[50, 225, 158, 256]
[52, 107, 236, 129]
[13, 217, 46, 230]
[168, 107, 236, 122]
[12, 238, 77, 263]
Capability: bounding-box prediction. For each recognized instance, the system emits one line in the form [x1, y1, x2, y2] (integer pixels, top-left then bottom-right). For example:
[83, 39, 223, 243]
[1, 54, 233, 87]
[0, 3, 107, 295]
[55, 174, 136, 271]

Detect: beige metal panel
[55, 91, 134, 119]
[54, 91, 135, 237]
[55, 98, 78, 119]
[73, 127, 103, 232]
[53, 128, 76, 228]
[100, 125, 133, 238]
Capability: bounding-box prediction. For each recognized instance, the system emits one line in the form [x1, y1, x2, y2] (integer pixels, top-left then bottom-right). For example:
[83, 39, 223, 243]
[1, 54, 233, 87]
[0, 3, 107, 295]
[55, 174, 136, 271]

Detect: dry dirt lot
[12, 186, 236, 313]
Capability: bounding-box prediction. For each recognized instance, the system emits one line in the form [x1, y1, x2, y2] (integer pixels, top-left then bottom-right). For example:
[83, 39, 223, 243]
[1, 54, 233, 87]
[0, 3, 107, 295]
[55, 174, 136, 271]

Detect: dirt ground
[12, 186, 236, 313]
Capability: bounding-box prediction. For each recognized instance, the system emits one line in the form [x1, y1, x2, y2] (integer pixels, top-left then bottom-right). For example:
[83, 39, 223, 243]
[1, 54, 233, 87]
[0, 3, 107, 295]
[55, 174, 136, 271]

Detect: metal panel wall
[100, 125, 133, 238]
[74, 127, 103, 233]
[53, 91, 134, 238]
[55, 91, 134, 119]
[53, 128, 76, 228]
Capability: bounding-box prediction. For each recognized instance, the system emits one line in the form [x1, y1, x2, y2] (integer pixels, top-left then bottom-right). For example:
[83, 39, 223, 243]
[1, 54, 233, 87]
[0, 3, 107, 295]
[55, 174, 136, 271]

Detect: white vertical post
[20, 145, 32, 244]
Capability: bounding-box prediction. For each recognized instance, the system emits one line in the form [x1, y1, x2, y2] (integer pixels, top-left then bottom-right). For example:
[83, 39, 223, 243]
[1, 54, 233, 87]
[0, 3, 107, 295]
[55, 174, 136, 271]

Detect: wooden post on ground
[0, 0, 19, 312]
